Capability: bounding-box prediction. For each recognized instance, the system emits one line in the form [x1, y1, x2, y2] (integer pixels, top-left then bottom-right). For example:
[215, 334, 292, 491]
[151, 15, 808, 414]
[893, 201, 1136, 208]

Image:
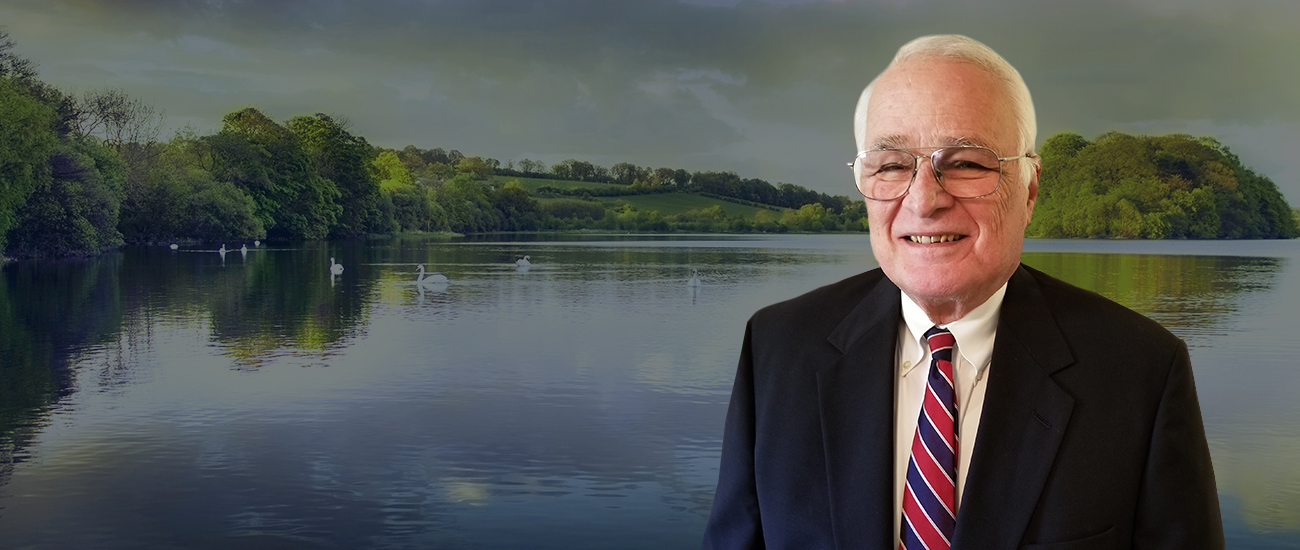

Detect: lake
[1, 234, 1297, 549]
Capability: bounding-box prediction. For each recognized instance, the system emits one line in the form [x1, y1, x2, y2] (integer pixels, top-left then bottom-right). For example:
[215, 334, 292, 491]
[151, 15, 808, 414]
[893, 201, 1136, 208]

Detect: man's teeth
[909, 235, 963, 244]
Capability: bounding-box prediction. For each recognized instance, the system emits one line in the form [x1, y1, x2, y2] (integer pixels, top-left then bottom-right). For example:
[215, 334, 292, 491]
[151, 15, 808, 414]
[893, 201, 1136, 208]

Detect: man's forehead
[867, 134, 990, 151]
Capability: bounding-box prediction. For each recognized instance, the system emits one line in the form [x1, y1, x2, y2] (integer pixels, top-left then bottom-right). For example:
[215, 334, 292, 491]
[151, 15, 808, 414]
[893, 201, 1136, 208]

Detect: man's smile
[906, 234, 966, 244]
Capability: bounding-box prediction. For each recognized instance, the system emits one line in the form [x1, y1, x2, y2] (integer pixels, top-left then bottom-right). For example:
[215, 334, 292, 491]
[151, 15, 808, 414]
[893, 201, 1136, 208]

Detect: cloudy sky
[2, 0, 1298, 202]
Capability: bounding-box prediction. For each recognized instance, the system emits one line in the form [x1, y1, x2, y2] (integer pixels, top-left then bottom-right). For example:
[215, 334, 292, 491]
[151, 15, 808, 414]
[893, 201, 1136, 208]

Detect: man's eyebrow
[869, 135, 910, 150]
[946, 136, 986, 147]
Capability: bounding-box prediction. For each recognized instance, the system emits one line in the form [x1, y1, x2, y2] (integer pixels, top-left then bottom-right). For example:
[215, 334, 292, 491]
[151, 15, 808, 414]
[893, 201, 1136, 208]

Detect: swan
[687, 269, 702, 288]
[416, 264, 449, 284]
[169, 243, 178, 250]
[240, 244, 248, 254]
[218, 244, 227, 254]
[330, 257, 344, 275]
[516, 255, 531, 267]
[254, 240, 261, 247]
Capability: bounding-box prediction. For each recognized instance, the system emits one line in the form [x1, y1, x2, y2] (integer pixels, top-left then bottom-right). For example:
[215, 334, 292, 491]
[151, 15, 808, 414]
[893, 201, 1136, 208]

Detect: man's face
[862, 57, 1038, 314]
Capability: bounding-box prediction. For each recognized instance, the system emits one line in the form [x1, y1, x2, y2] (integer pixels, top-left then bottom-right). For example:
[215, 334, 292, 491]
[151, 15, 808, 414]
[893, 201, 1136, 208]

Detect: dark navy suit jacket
[703, 265, 1223, 549]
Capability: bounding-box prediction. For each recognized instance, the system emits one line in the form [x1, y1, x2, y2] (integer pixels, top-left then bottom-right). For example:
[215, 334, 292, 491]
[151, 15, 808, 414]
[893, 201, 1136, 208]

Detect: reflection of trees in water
[1022, 253, 1285, 346]
[0, 246, 378, 487]
[176, 248, 378, 370]
[0, 254, 125, 487]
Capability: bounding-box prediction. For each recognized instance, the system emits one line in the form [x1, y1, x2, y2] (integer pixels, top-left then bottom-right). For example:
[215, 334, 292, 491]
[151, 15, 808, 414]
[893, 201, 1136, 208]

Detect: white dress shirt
[892, 283, 1007, 540]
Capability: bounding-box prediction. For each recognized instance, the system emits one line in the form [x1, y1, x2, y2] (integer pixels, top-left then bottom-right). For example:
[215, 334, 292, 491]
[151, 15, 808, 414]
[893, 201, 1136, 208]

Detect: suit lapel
[952, 266, 1077, 549]
[817, 275, 901, 550]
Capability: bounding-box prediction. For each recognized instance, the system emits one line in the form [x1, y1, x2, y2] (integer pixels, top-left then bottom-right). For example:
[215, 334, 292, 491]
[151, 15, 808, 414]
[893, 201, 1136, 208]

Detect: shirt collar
[899, 283, 1008, 375]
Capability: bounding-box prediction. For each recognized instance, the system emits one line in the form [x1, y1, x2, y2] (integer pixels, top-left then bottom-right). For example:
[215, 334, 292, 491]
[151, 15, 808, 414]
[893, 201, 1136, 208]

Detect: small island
[1028, 132, 1299, 239]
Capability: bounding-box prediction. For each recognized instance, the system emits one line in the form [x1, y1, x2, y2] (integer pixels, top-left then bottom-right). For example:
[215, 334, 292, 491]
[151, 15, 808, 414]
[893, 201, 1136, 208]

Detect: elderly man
[703, 35, 1223, 549]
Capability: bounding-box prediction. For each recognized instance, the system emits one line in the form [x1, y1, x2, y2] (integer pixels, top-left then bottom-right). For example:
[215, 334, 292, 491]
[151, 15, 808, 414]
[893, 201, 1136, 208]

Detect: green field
[600, 193, 777, 217]
[498, 175, 784, 218]
[532, 192, 779, 218]
[495, 175, 625, 193]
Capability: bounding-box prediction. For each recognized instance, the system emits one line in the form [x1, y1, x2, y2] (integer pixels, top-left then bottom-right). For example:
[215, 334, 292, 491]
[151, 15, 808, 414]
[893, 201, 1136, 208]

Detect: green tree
[119, 135, 263, 243]
[1028, 132, 1297, 239]
[287, 113, 382, 237]
[373, 150, 414, 191]
[0, 76, 57, 254]
[433, 173, 503, 232]
[455, 156, 495, 180]
[5, 136, 125, 257]
[782, 203, 831, 232]
[203, 108, 339, 240]
[493, 181, 542, 231]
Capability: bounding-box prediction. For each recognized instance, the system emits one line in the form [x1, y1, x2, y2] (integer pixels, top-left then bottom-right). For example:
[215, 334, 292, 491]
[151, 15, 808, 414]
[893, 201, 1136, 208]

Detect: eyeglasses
[847, 146, 1030, 201]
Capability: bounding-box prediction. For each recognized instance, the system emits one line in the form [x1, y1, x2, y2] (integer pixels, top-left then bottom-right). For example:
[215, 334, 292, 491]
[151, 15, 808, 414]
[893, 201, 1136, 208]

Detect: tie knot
[924, 326, 955, 351]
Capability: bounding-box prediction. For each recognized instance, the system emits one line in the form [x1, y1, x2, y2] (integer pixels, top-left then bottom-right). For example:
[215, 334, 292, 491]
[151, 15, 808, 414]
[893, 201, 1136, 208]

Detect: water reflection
[0, 236, 1297, 548]
[0, 254, 124, 487]
[1021, 252, 1284, 347]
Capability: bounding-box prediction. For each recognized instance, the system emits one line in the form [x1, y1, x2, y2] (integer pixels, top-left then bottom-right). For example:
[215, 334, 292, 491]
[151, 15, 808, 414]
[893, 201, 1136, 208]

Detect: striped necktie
[900, 326, 958, 550]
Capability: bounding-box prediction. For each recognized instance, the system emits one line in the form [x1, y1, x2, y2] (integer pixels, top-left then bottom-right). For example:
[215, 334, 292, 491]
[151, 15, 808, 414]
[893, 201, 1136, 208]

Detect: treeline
[1029, 132, 1299, 239]
[0, 28, 863, 259]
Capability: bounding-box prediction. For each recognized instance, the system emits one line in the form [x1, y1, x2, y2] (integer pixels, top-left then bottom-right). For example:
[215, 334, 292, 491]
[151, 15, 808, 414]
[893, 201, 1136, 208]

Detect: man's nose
[903, 156, 954, 216]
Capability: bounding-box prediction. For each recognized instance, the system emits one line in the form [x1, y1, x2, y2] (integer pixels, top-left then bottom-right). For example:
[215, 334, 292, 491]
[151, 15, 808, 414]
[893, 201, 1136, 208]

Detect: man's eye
[876, 163, 911, 173]
[944, 160, 996, 171]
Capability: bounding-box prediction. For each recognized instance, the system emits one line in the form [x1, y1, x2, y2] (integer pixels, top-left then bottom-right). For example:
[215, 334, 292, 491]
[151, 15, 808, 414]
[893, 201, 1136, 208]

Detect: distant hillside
[1029, 132, 1298, 239]
[491, 175, 860, 232]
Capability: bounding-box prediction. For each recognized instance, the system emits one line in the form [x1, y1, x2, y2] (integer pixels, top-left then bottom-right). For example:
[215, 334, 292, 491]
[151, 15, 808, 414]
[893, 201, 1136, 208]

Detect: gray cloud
[2, 0, 1297, 201]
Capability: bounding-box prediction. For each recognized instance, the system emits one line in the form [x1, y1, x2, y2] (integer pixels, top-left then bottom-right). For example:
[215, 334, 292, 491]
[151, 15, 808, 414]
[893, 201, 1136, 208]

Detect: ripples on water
[0, 235, 1297, 549]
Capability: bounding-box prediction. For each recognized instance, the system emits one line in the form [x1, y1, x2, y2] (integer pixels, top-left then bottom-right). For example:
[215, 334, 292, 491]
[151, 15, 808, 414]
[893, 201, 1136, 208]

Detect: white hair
[853, 35, 1038, 175]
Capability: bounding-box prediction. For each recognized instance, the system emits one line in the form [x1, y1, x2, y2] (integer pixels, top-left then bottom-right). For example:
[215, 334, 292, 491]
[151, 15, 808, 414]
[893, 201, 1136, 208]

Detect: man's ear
[1024, 157, 1041, 223]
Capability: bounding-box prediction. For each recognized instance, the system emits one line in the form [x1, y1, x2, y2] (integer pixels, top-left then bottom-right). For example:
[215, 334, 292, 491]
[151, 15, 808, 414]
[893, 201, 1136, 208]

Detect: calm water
[0, 234, 1297, 549]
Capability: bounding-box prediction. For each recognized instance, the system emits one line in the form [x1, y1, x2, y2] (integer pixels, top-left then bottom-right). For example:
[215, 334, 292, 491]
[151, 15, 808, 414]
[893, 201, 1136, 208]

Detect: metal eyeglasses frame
[847, 145, 1031, 201]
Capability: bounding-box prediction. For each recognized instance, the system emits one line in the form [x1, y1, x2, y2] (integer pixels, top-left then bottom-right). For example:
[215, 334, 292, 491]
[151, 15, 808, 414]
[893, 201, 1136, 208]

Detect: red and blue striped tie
[900, 326, 958, 550]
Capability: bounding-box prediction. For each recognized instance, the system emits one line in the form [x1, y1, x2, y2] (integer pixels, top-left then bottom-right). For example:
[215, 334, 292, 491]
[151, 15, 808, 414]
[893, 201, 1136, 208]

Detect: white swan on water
[254, 240, 261, 247]
[516, 255, 531, 267]
[416, 264, 449, 284]
[687, 269, 702, 288]
[218, 244, 227, 254]
[169, 243, 178, 250]
[330, 257, 344, 275]
[240, 244, 248, 254]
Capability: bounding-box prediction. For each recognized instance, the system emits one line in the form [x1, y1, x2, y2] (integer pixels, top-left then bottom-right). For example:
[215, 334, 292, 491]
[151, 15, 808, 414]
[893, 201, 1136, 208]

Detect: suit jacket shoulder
[746, 268, 898, 365]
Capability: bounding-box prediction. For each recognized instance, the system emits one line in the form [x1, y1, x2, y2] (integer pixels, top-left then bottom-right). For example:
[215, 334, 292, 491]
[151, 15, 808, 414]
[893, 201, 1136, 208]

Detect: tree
[287, 113, 383, 237]
[118, 135, 263, 243]
[71, 88, 166, 148]
[373, 150, 414, 191]
[781, 203, 831, 232]
[433, 173, 503, 232]
[516, 158, 547, 176]
[493, 181, 542, 231]
[6, 136, 126, 257]
[205, 107, 339, 240]
[399, 145, 427, 173]
[552, 159, 599, 181]
[455, 156, 495, 180]
[611, 162, 647, 185]
[0, 27, 38, 83]
[0, 76, 57, 253]
[1028, 132, 1298, 239]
